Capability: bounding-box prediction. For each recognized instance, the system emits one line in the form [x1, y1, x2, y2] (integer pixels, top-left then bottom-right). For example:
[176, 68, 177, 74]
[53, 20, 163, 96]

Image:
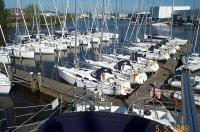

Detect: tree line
[0, 0, 8, 46]
[0, 1, 74, 47]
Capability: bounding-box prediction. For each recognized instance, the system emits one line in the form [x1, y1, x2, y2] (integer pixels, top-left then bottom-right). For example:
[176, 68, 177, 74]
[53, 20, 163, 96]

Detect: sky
[4, 0, 200, 13]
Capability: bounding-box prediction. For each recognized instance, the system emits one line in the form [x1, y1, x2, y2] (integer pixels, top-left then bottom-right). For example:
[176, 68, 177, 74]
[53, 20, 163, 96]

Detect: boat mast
[99, 0, 105, 57]
[0, 25, 10, 79]
[17, 0, 31, 40]
[193, 19, 200, 53]
[120, 0, 123, 42]
[170, 0, 174, 39]
[0, 25, 7, 46]
[75, 0, 78, 64]
[113, 0, 118, 55]
[33, 0, 40, 42]
[38, 0, 51, 38]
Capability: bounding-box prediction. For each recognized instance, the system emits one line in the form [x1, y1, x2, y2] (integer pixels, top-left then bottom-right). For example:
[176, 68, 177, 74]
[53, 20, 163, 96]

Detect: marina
[0, 0, 200, 131]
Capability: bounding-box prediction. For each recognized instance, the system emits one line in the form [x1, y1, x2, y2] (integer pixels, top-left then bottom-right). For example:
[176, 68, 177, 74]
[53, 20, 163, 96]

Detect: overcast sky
[4, 0, 200, 13]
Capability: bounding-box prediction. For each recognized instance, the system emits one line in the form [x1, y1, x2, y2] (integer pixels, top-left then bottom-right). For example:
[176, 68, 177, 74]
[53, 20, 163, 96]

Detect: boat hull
[57, 67, 127, 95]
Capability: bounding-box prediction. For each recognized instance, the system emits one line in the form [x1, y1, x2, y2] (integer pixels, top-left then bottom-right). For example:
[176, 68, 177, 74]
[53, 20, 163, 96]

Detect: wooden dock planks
[0, 66, 123, 106]
[125, 43, 193, 106]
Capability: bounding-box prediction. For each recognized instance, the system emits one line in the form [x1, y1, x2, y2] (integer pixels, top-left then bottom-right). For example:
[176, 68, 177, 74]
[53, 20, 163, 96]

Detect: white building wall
[151, 6, 191, 19]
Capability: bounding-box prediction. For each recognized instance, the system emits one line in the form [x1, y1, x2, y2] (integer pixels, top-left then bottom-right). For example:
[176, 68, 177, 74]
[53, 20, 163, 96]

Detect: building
[118, 13, 128, 19]
[174, 9, 200, 22]
[150, 6, 191, 20]
[39, 11, 58, 17]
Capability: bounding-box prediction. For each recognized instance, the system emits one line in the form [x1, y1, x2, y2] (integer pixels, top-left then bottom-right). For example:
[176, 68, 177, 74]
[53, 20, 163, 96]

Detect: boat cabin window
[79, 68, 88, 72]
[75, 74, 82, 78]
[84, 77, 89, 80]
[195, 81, 199, 85]
[92, 80, 98, 83]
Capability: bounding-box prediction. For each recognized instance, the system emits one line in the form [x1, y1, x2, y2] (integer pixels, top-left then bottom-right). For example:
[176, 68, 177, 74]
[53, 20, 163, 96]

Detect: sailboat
[0, 53, 11, 94]
[129, 97, 177, 130]
[181, 19, 200, 72]
[0, 48, 11, 64]
[0, 73, 11, 94]
[0, 25, 11, 64]
[57, 0, 132, 96]
[85, 59, 148, 85]
[6, 0, 35, 59]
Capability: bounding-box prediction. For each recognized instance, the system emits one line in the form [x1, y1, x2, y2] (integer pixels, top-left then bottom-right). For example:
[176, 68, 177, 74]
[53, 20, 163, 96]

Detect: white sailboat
[0, 25, 11, 64]
[57, 0, 132, 96]
[85, 59, 148, 85]
[6, 45, 35, 59]
[0, 73, 11, 94]
[66, 92, 127, 113]
[7, 0, 35, 59]
[0, 53, 11, 94]
[58, 66, 132, 95]
[129, 97, 177, 130]
[181, 19, 200, 72]
[168, 74, 200, 91]
[0, 48, 11, 64]
[181, 54, 200, 72]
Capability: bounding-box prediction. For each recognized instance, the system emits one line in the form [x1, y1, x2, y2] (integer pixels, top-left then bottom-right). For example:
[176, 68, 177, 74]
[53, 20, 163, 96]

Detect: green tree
[24, 4, 39, 23]
[0, 0, 8, 46]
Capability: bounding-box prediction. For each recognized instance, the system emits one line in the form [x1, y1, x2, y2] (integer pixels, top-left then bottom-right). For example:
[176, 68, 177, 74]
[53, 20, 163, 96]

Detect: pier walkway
[125, 43, 193, 105]
[0, 66, 123, 106]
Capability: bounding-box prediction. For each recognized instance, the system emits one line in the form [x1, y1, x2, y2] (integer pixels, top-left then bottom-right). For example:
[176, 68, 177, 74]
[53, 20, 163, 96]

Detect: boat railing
[128, 97, 170, 117]
[0, 100, 65, 132]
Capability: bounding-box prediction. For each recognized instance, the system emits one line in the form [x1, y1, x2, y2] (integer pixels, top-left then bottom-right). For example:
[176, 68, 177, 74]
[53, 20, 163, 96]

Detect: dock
[125, 43, 193, 105]
[1, 66, 123, 106]
[0, 42, 193, 107]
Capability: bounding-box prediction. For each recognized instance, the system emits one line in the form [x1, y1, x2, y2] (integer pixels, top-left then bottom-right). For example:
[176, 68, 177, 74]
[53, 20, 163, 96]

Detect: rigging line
[135, 11, 146, 41]
[94, 0, 100, 31]
[113, 0, 118, 47]
[135, 0, 150, 41]
[99, 0, 105, 57]
[188, 0, 196, 46]
[67, 6, 75, 29]
[62, 0, 69, 39]
[122, 0, 138, 45]
[89, 0, 99, 31]
[78, 0, 88, 30]
[149, 0, 155, 35]
[38, 0, 51, 37]
[193, 14, 200, 53]
[53, 0, 62, 30]
[11, 103, 50, 132]
[120, 0, 123, 41]
[170, 0, 174, 38]
[48, 0, 54, 36]
[128, 0, 145, 42]
[17, 0, 31, 40]
[104, 0, 112, 33]
[143, 0, 150, 38]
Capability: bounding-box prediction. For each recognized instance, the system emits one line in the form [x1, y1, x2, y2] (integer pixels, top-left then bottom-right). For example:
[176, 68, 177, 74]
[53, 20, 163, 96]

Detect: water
[1, 19, 200, 109]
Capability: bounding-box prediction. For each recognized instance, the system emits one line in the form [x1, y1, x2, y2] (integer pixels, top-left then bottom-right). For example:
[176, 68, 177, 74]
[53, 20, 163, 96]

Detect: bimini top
[38, 112, 171, 132]
[92, 67, 113, 81]
[114, 59, 131, 71]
